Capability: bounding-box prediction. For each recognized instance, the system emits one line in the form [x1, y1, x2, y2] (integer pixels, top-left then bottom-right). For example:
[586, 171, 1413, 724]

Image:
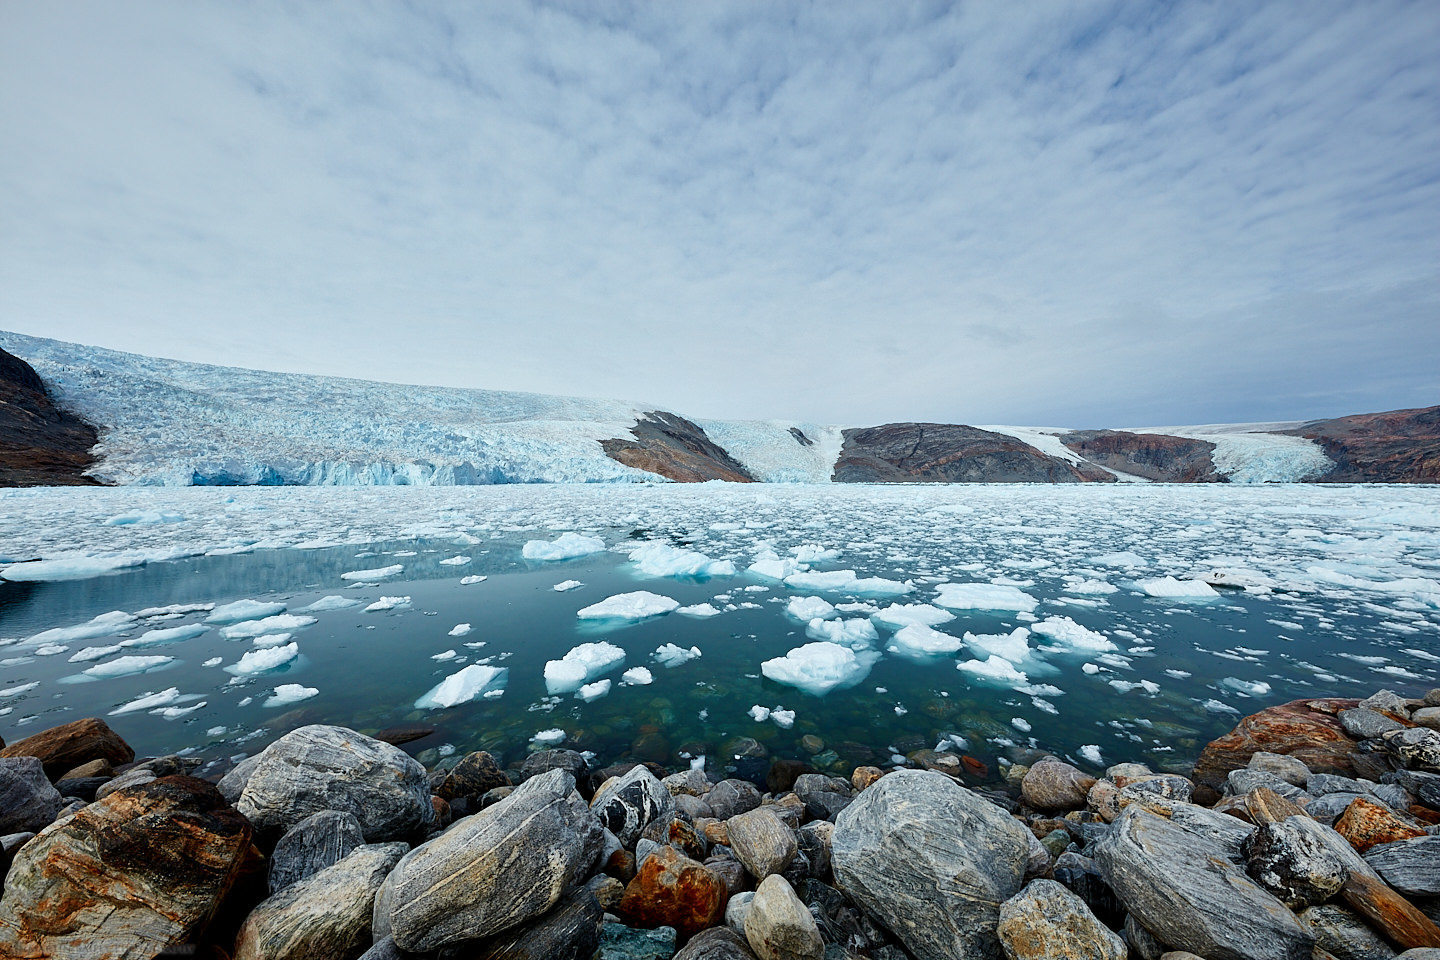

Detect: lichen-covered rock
[1363, 836, 1440, 898]
[1092, 806, 1314, 960]
[833, 769, 1030, 960]
[0, 717, 134, 780]
[385, 768, 602, 951]
[1022, 758, 1096, 812]
[0, 776, 252, 960]
[744, 875, 822, 960]
[617, 845, 728, 939]
[1383, 728, 1440, 773]
[268, 810, 365, 894]
[237, 725, 433, 842]
[590, 764, 673, 847]
[1242, 817, 1348, 908]
[234, 842, 406, 960]
[1334, 797, 1427, 853]
[0, 757, 62, 834]
[726, 807, 797, 881]
[995, 878, 1125, 960]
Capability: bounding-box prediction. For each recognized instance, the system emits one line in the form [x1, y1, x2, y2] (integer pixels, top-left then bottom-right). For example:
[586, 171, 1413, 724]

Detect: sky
[1, 1, 1437, 427]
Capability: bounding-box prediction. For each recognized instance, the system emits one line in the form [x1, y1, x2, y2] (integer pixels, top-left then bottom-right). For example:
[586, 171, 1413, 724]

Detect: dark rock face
[832, 423, 1114, 483]
[0, 346, 101, 486]
[0, 775, 253, 959]
[0, 717, 136, 781]
[267, 810, 366, 894]
[1060, 430, 1221, 482]
[0, 757, 63, 834]
[460, 887, 604, 960]
[603, 411, 755, 482]
[1284, 405, 1440, 482]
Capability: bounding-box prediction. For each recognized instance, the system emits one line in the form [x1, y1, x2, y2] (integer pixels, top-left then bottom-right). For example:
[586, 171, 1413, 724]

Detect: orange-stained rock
[851, 766, 884, 791]
[0, 717, 135, 780]
[1334, 797, 1427, 853]
[0, 775, 253, 959]
[1245, 787, 1308, 826]
[1341, 873, 1440, 951]
[961, 756, 989, 779]
[1191, 698, 1360, 792]
[617, 845, 728, 938]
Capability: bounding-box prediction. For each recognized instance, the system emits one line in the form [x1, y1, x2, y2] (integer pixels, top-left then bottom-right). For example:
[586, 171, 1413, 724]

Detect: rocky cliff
[603, 412, 756, 483]
[0, 347, 100, 486]
[1284, 406, 1440, 483]
[832, 423, 1115, 483]
[1061, 430, 1222, 483]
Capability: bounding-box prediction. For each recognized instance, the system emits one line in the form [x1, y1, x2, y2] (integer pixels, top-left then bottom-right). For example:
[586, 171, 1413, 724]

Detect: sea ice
[787, 596, 837, 621]
[888, 623, 964, 658]
[415, 664, 509, 709]
[265, 684, 319, 707]
[220, 614, 316, 638]
[27, 611, 135, 646]
[448, 623, 472, 637]
[305, 595, 359, 611]
[628, 542, 736, 578]
[68, 645, 123, 662]
[806, 617, 880, 648]
[677, 603, 723, 618]
[1078, 745, 1103, 765]
[1031, 617, 1117, 652]
[748, 553, 802, 581]
[522, 532, 605, 561]
[120, 623, 208, 648]
[653, 643, 702, 667]
[933, 583, 1038, 613]
[207, 599, 286, 624]
[963, 628, 1032, 663]
[1, 554, 150, 582]
[577, 678, 612, 702]
[532, 729, 566, 745]
[761, 641, 880, 696]
[621, 666, 653, 685]
[1136, 576, 1220, 599]
[790, 544, 840, 563]
[460, 575, 487, 584]
[553, 580, 584, 592]
[783, 569, 912, 597]
[576, 591, 679, 621]
[341, 563, 404, 581]
[364, 596, 411, 612]
[226, 642, 299, 675]
[439, 555, 472, 565]
[83, 655, 174, 679]
[956, 655, 1029, 686]
[544, 641, 626, 694]
[250, 633, 292, 648]
[110, 687, 183, 715]
[871, 602, 955, 630]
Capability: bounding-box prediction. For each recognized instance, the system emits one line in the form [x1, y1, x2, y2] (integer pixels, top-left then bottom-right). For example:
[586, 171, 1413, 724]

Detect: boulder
[1050, 852, 1124, 930]
[1364, 836, 1440, 898]
[0, 776, 252, 959]
[726, 890, 754, 934]
[1341, 709, 1407, 740]
[744, 875, 822, 960]
[520, 749, 589, 789]
[1022, 758, 1096, 812]
[1335, 797, 1427, 852]
[590, 764, 673, 847]
[268, 810, 365, 894]
[436, 751, 509, 802]
[1247, 752, 1311, 787]
[832, 769, 1030, 960]
[791, 773, 853, 821]
[1092, 806, 1314, 960]
[617, 845, 728, 938]
[237, 725, 434, 842]
[1298, 904, 1398, 960]
[674, 927, 758, 960]
[463, 886, 605, 960]
[726, 808, 798, 880]
[1242, 817, 1348, 908]
[234, 841, 406, 960]
[1383, 728, 1440, 773]
[995, 878, 1125, 960]
[0, 717, 134, 780]
[0, 757, 62, 834]
[851, 766, 883, 790]
[706, 780, 763, 820]
[385, 768, 602, 951]
[1192, 698, 1359, 792]
[1112, 795, 1252, 858]
[218, 754, 263, 803]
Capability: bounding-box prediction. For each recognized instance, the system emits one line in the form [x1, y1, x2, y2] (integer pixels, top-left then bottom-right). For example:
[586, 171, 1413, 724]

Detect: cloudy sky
[2, 1, 1436, 426]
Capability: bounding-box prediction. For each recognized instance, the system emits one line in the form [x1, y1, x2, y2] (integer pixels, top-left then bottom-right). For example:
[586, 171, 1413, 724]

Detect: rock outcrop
[0, 717, 135, 780]
[1191, 698, 1360, 794]
[832, 423, 1114, 483]
[1060, 430, 1221, 482]
[0, 346, 100, 486]
[1285, 405, 1440, 482]
[603, 411, 755, 482]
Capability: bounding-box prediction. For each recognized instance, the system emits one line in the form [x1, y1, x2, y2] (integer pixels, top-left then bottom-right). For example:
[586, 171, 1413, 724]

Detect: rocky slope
[0, 347, 101, 486]
[1061, 430, 1222, 482]
[1285, 407, 1440, 483]
[603, 412, 756, 483]
[0, 686, 1436, 958]
[833, 423, 1116, 483]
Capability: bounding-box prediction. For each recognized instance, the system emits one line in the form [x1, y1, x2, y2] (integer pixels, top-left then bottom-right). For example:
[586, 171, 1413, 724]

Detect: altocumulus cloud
[0, 1, 1436, 426]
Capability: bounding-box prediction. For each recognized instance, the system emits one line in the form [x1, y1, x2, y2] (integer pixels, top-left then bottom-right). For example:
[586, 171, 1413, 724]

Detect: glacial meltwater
[2, 483, 1437, 784]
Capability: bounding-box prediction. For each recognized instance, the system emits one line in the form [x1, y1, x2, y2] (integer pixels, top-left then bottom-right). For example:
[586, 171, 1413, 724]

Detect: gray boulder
[1309, 773, 1376, 797]
[590, 764, 672, 847]
[726, 890, 754, 934]
[833, 769, 1030, 960]
[707, 779, 763, 820]
[457, 886, 604, 960]
[1242, 818, 1347, 908]
[1113, 795, 1252, 858]
[744, 874, 822, 960]
[1341, 709, 1406, 740]
[385, 768, 603, 952]
[1298, 904, 1397, 960]
[0, 757, 61, 834]
[1363, 835, 1440, 897]
[269, 810, 365, 893]
[218, 754, 262, 802]
[234, 841, 407, 960]
[237, 725, 434, 841]
[674, 927, 758, 960]
[1248, 752, 1311, 787]
[727, 807, 798, 880]
[1092, 806, 1313, 960]
[996, 878, 1125, 960]
[791, 774, 852, 822]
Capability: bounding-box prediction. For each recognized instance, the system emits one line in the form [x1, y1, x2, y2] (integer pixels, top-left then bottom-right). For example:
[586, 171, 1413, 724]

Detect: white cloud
[1, 1, 1436, 426]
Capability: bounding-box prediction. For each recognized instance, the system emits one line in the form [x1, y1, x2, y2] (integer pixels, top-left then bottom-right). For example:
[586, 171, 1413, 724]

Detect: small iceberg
[226, 642, 299, 675]
[761, 641, 879, 696]
[265, 684, 319, 707]
[544, 641, 626, 694]
[415, 664, 509, 709]
[220, 614, 316, 639]
[1136, 576, 1219, 599]
[341, 564, 404, 581]
[933, 583, 1038, 613]
[522, 533, 605, 561]
[887, 623, 963, 658]
[83, 655, 175, 679]
[576, 591, 679, 621]
[653, 643, 702, 668]
[628, 542, 736, 579]
[207, 599, 286, 624]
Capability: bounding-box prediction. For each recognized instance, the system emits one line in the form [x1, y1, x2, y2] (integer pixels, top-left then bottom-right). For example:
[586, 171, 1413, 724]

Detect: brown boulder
[1334, 797, 1427, 853]
[1022, 758, 1096, 812]
[617, 845, 728, 938]
[0, 775, 252, 959]
[0, 717, 135, 780]
[1191, 699, 1360, 792]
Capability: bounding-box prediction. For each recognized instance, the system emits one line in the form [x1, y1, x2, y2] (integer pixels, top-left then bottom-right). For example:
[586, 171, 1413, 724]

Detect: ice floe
[653, 644, 702, 667]
[761, 641, 880, 696]
[415, 664, 508, 709]
[341, 563, 404, 581]
[265, 684, 319, 707]
[522, 532, 605, 560]
[220, 614, 316, 638]
[933, 583, 1039, 613]
[226, 642, 299, 675]
[544, 641, 626, 694]
[82, 655, 175, 679]
[888, 623, 964, 658]
[628, 542, 736, 578]
[576, 591, 678, 621]
[871, 602, 956, 630]
[1136, 576, 1220, 599]
[783, 569, 912, 597]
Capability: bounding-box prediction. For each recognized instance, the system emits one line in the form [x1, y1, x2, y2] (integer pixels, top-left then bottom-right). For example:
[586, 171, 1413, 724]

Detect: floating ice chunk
[154, 701, 206, 719]
[341, 564, 404, 581]
[305, 595, 360, 612]
[653, 643, 702, 668]
[749, 704, 771, 722]
[431, 650, 457, 661]
[761, 641, 880, 696]
[871, 603, 955, 630]
[202, 657, 222, 667]
[784, 569, 912, 597]
[448, 623, 472, 637]
[1011, 717, 1031, 733]
[265, 684, 319, 707]
[28, 611, 135, 646]
[35, 645, 68, 656]
[136, 602, 214, 619]
[576, 591, 678, 621]
[1109, 679, 1160, 694]
[1201, 698, 1240, 713]
[790, 544, 840, 563]
[806, 617, 880, 648]
[1089, 551, 1148, 568]
[1082, 663, 1100, 674]
[1066, 579, 1118, 595]
[1220, 677, 1271, 697]
[532, 728, 566, 745]
[628, 542, 736, 578]
[83, 655, 174, 679]
[1164, 669, 1192, 679]
[888, 623, 963, 658]
[226, 642, 299, 675]
[220, 614, 316, 638]
[1078, 745, 1103, 765]
[957, 655, 1029, 686]
[460, 575, 488, 585]
[208, 599, 286, 623]
[963, 628, 1032, 662]
[1136, 577, 1219, 599]
[1031, 616, 1116, 652]
[677, 603, 723, 618]
[104, 509, 185, 526]
[415, 664, 509, 708]
[544, 641, 626, 694]
[748, 553, 802, 581]
[120, 623, 208, 648]
[933, 583, 1038, 613]
[553, 580, 584, 592]
[771, 707, 796, 729]
[787, 596, 837, 621]
[622, 666, 653, 685]
[0, 682, 38, 697]
[365, 596, 411, 612]
[577, 678, 612, 702]
[68, 644, 123, 662]
[522, 533, 605, 561]
[439, 555, 472, 566]
[250, 633, 293, 649]
[110, 687, 182, 715]
[2, 554, 148, 582]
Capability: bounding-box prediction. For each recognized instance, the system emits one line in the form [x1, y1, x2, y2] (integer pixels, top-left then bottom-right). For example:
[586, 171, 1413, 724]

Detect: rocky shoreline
[0, 689, 1437, 959]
